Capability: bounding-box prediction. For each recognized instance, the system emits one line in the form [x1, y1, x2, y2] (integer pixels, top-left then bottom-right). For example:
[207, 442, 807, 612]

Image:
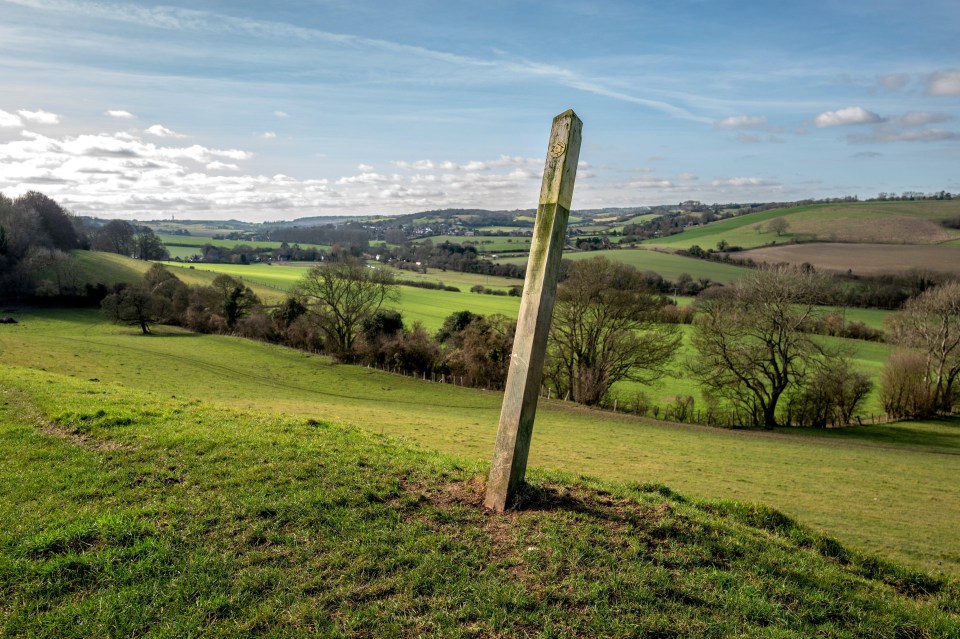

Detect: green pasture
[158, 234, 330, 252]
[378, 264, 522, 293]
[643, 200, 960, 252]
[71, 252, 280, 301]
[610, 327, 891, 416]
[413, 234, 532, 253]
[4, 367, 956, 636]
[1, 309, 958, 578]
[498, 248, 751, 284]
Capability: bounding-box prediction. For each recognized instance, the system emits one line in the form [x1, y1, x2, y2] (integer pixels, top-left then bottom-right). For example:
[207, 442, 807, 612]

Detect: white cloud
[0, 109, 21, 128]
[715, 115, 767, 129]
[894, 112, 951, 127]
[356, 163, 374, 171]
[146, 124, 187, 138]
[273, 110, 289, 118]
[17, 109, 61, 124]
[926, 69, 960, 96]
[105, 109, 135, 119]
[336, 172, 390, 185]
[206, 161, 240, 171]
[260, 131, 277, 140]
[814, 106, 883, 128]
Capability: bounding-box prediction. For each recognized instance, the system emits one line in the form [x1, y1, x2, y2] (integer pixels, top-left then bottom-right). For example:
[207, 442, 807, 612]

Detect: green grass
[643, 201, 960, 252]
[157, 261, 520, 331]
[498, 248, 752, 284]
[158, 234, 330, 252]
[609, 327, 891, 416]
[2, 348, 959, 636]
[1, 309, 958, 581]
[414, 235, 532, 253]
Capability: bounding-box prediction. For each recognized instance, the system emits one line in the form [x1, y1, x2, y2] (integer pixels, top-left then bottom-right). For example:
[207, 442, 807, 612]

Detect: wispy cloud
[17, 108, 61, 124]
[715, 115, 767, 129]
[848, 129, 959, 143]
[105, 109, 135, 119]
[8, 0, 715, 124]
[926, 69, 960, 96]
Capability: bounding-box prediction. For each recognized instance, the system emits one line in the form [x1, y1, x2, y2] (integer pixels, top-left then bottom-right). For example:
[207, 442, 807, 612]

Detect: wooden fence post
[484, 110, 582, 512]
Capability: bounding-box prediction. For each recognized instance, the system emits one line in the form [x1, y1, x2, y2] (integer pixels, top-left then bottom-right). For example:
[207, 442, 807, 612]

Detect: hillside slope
[643, 200, 960, 251]
[1, 309, 957, 580]
[1, 366, 957, 637]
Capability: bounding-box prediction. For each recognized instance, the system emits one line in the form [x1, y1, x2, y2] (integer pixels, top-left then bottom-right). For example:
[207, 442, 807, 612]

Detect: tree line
[0, 191, 167, 302]
[102, 255, 959, 428]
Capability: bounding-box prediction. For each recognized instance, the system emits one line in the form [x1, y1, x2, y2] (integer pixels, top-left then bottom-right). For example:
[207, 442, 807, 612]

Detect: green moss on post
[485, 110, 583, 512]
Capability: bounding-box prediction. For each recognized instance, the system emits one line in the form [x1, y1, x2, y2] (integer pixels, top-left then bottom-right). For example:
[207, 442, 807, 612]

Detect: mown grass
[498, 248, 751, 284]
[2, 362, 959, 636]
[1, 309, 958, 580]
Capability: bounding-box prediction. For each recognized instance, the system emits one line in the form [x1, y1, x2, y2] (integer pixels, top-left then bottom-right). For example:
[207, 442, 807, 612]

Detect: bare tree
[546, 257, 680, 406]
[886, 281, 960, 413]
[767, 217, 790, 236]
[296, 259, 397, 360]
[689, 265, 829, 428]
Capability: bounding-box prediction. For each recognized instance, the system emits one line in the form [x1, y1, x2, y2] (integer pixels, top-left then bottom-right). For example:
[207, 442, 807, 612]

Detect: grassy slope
[1, 309, 957, 580]
[498, 249, 751, 284]
[643, 201, 960, 252]
[72, 252, 285, 303]
[2, 361, 959, 636]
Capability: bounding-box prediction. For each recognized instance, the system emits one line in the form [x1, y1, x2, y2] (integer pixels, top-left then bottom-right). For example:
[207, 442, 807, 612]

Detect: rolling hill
[1, 310, 958, 636]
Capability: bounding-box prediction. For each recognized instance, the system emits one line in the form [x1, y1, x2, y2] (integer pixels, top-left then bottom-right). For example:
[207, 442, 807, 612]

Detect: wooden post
[484, 109, 582, 512]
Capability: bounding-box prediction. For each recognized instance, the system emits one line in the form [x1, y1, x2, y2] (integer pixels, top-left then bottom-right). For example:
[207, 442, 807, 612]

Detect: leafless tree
[296, 259, 397, 360]
[546, 257, 680, 406]
[886, 281, 960, 413]
[688, 265, 830, 428]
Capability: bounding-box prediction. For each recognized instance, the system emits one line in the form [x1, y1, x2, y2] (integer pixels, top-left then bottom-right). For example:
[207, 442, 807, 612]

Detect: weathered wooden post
[484, 109, 582, 512]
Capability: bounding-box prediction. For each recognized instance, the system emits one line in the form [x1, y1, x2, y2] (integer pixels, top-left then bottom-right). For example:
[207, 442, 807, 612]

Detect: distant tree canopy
[92, 220, 168, 260]
[0, 191, 90, 301]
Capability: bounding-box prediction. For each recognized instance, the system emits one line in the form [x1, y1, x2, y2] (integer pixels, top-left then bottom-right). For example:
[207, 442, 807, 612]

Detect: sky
[1, 0, 959, 222]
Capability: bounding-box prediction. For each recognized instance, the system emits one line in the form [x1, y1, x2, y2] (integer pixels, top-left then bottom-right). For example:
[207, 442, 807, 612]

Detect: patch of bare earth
[398, 475, 673, 589]
[742, 243, 960, 276]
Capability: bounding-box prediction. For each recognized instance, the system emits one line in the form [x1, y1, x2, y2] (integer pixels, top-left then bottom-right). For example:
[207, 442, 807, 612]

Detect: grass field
[158, 261, 520, 331]
[413, 234, 532, 253]
[610, 327, 891, 416]
[4, 365, 957, 636]
[642, 201, 960, 253]
[497, 248, 752, 284]
[158, 234, 330, 252]
[740, 243, 960, 277]
[1, 309, 958, 579]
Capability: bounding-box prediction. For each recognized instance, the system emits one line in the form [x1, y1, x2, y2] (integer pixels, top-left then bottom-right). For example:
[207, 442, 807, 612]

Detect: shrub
[880, 350, 934, 419]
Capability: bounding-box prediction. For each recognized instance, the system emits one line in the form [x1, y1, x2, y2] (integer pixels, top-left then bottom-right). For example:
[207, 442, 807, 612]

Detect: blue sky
[1, 0, 958, 221]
